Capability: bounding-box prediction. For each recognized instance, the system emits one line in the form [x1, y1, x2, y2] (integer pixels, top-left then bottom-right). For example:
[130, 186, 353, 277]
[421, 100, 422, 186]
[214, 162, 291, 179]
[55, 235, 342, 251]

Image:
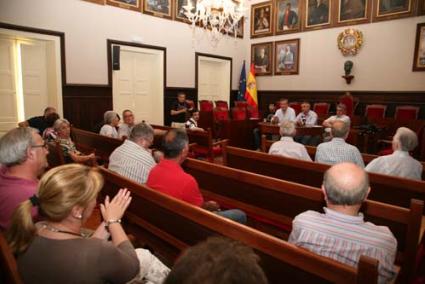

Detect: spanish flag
[244, 63, 258, 108]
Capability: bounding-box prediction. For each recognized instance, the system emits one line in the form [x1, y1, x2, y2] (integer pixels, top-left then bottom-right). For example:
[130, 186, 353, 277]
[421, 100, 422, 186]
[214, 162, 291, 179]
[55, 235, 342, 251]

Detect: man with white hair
[366, 127, 422, 180]
[289, 163, 397, 283]
[109, 122, 156, 184]
[315, 120, 364, 167]
[268, 121, 311, 161]
[0, 127, 49, 229]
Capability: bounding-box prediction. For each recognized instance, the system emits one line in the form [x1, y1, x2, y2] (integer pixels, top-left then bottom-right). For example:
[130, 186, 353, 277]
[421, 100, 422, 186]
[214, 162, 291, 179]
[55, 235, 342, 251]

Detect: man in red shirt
[147, 129, 246, 224]
[0, 127, 48, 229]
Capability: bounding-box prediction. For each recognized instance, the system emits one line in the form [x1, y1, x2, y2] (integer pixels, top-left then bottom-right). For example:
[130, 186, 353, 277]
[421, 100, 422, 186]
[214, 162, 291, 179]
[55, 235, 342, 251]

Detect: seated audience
[171, 92, 193, 128]
[322, 104, 351, 141]
[164, 237, 268, 284]
[289, 163, 397, 283]
[294, 101, 319, 145]
[99, 111, 120, 138]
[118, 109, 135, 139]
[0, 127, 48, 230]
[18, 106, 57, 134]
[7, 164, 141, 283]
[42, 112, 60, 141]
[109, 122, 156, 184]
[147, 129, 246, 224]
[315, 121, 364, 167]
[268, 121, 312, 161]
[54, 119, 97, 165]
[366, 127, 423, 180]
[185, 109, 204, 132]
[271, 98, 296, 124]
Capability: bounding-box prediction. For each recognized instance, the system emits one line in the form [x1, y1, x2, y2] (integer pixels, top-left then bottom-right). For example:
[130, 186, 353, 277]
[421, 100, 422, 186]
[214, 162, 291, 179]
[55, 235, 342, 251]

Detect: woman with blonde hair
[7, 164, 139, 283]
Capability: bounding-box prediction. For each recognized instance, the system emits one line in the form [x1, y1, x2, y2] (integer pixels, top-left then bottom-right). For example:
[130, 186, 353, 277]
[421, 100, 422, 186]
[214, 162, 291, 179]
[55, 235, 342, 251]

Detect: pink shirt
[147, 159, 204, 207]
[0, 167, 38, 230]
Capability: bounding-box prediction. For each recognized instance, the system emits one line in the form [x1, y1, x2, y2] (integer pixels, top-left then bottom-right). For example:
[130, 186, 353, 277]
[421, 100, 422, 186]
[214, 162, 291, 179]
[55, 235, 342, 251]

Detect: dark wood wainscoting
[257, 90, 425, 119]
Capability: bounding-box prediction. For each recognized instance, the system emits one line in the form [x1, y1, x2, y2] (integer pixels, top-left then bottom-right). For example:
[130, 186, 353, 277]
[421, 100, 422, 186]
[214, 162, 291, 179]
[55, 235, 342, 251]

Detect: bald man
[366, 127, 422, 180]
[315, 120, 364, 167]
[289, 163, 397, 283]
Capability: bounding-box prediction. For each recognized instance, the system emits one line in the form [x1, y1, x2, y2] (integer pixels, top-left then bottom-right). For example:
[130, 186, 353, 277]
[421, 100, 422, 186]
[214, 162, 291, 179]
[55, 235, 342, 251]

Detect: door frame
[195, 52, 232, 104]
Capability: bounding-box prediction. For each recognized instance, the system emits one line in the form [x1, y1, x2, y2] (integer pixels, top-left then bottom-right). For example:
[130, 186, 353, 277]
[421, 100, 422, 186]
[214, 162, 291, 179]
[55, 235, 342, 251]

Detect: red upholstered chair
[232, 107, 247, 121]
[186, 99, 195, 109]
[247, 107, 260, 119]
[313, 103, 330, 117]
[395, 106, 419, 122]
[215, 100, 229, 110]
[199, 100, 213, 112]
[289, 102, 301, 115]
[338, 93, 358, 118]
[365, 104, 387, 121]
[213, 108, 229, 121]
[235, 101, 248, 109]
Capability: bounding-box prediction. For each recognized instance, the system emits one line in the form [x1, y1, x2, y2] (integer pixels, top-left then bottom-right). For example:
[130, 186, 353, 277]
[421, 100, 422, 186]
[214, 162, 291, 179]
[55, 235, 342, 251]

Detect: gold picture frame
[251, 42, 274, 76]
[82, 0, 105, 4]
[251, 2, 274, 38]
[106, 0, 141, 11]
[373, 0, 414, 21]
[337, 28, 364, 56]
[304, 0, 332, 30]
[175, 0, 196, 23]
[274, 38, 300, 75]
[275, 0, 302, 34]
[335, 0, 371, 26]
[143, 0, 173, 19]
[413, 22, 425, 71]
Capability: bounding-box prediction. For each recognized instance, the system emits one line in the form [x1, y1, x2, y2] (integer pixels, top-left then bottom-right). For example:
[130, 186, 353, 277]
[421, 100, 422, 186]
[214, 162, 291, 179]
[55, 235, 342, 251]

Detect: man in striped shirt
[289, 163, 397, 283]
[109, 122, 156, 184]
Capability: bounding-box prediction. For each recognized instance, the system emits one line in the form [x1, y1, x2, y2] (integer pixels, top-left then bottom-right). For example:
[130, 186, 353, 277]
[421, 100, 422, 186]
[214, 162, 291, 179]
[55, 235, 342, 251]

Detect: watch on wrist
[104, 219, 121, 227]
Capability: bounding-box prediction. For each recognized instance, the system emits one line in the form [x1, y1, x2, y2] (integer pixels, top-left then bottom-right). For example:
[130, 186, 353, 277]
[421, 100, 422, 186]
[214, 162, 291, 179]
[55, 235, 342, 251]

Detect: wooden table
[258, 122, 324, 137]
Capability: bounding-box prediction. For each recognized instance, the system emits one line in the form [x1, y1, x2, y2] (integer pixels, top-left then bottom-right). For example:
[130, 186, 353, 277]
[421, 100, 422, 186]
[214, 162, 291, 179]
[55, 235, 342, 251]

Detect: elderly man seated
[366, 127, 422, 180]
[268, 121, 311, 161]
[289, 163, 397, 283]
[322, 104, 351, 141]
[109, 122, 157, 184]
[315, 120, 364, 167]
[294, 101, 319, 145]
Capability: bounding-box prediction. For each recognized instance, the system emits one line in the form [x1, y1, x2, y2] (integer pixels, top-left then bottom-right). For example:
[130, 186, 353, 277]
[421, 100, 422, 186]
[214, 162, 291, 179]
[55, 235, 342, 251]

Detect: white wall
[0, 0, 424, 92]
[0, 0, 248, 89]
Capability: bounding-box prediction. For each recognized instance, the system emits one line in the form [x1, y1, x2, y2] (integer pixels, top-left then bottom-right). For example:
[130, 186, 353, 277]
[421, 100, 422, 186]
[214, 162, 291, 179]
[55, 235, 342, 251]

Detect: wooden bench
[98, 167, 379, 284]
[71, 127, 123, 165]
[0, 233, 23, 284]
[261, 135, 425, 179]
[224, 145, 425, 215]
[183, 157, 423, 283]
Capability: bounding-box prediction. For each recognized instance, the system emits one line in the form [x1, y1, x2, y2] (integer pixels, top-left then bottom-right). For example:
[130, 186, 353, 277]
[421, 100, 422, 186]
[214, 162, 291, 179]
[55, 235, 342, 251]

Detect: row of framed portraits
[251, 0, 425, 38]
[82, 0, 244, 37]
[251, 39, 300, 76]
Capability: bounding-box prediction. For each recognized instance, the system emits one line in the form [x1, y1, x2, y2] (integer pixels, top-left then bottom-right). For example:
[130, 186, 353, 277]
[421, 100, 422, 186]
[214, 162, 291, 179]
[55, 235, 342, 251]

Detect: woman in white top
[99, 111, 120, 138]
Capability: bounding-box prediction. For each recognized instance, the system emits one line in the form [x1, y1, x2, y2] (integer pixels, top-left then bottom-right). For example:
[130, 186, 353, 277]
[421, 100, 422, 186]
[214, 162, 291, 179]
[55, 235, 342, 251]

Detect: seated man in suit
[147, 129, 246, 224]
[269, 121, 311, 161]
[366, 127, 422, 180]
[315, 121, 364, 167]
[289, 163, 397, 283]
[18, 106, 57, 134]
[109, 122, 156, 184]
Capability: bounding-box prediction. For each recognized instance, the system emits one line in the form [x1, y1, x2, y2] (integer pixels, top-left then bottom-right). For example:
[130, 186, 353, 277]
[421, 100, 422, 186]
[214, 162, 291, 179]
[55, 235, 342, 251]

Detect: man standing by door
[170, 92, 193, 128]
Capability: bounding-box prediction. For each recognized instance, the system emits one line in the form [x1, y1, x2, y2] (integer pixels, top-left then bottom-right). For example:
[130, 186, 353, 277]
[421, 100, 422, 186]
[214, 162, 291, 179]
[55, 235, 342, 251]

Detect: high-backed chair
[247, 107, 260, 119]
[339, 93, 358, 118]
[234, 101, 248, 110]
[213, 108, 229, 121]
[231, 107, 247, 121]
[395, 106, 420, 122]
[215, 100, 229, 110]
[313, 102, 330, 117]
[289, 102, 301, 115]
[199, 100, 213, 112]
[365, 104, 387, 122]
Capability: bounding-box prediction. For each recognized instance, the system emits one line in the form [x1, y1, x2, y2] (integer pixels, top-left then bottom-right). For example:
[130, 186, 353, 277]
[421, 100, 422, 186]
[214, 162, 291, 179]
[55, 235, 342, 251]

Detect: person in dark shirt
[18, 106, 57, 134]
[171, 93, 193, 128]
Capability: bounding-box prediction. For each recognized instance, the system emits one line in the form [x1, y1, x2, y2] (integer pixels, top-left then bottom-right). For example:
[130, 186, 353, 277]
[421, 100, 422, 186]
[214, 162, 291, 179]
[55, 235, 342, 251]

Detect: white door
[21, 41, 48, 119]
[113, 46, 164, 125]
[0, 38, 18, 135]
[198, 56, 231, 105]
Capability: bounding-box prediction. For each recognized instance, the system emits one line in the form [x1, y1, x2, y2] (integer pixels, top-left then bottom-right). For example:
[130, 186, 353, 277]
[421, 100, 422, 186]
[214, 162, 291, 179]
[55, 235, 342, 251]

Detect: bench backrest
[184, 157, 423, 283]
[98, 167, 378, 284]
[0, 233, 22, 284]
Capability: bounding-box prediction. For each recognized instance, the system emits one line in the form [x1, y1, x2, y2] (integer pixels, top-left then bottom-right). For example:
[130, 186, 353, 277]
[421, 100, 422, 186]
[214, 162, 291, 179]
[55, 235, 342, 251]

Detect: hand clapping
[100, 188, 132, 222]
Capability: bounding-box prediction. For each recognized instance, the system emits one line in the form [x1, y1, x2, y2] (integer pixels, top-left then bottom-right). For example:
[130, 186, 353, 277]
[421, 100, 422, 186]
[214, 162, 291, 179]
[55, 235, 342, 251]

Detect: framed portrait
[143, 0, 173, 19]
[106, 0, 141, 11]
[336, 0, 371, 25]
[82, 0, 105, 4]
[274, 39, 300, 75]
[305, 0, 332, 29]
[373, 0, 414, 21]
[227, 17, 245, 38]
[175, 0, 195, 23]
[275, 0, 302, 34]
[251, 2, 273, 38]
[418, 0, 425, 15]
[413, 23, 425, 71]
[251, 42, 273, 76]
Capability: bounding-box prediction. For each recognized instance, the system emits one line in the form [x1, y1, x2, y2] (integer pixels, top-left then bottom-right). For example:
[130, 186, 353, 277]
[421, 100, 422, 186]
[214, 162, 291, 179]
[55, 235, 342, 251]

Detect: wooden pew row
[0, 233, 23, 284]
[224, 145, 425, 215]
[261, 135, 425, 179]
[183, 158, 423, 283]
[98, 167, 379, 284]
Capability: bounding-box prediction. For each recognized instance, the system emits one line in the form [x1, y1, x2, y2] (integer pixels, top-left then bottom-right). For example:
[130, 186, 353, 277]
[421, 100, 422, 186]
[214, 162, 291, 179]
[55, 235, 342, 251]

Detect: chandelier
[183, 0, 246, 45]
